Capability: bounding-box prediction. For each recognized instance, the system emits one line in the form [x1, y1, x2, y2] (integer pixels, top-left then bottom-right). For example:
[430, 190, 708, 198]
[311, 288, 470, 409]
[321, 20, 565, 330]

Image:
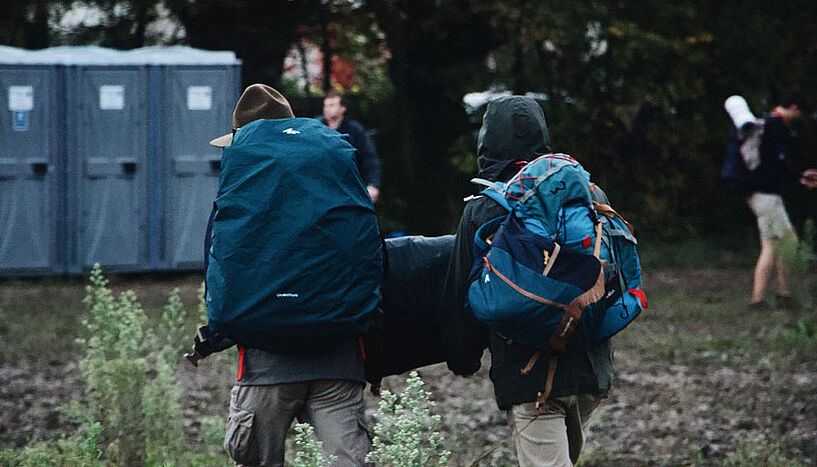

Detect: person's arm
[350, 122, 381, 191]
[439, 201, 490, 376]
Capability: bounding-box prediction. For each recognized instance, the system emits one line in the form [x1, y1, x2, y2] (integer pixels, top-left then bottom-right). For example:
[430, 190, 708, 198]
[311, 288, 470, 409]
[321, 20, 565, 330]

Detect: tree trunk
[321, 4, 332, 93]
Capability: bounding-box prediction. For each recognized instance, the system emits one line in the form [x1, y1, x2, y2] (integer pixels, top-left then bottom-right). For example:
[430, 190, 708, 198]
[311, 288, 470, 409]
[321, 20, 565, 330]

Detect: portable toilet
[62, 47, 240, 274]
[0, 46, 65, 276]
[63, 46, 241, 274]
[0, 45, 240, 276]
[141, 47, 241, 271]
[59, 47, 152, 274]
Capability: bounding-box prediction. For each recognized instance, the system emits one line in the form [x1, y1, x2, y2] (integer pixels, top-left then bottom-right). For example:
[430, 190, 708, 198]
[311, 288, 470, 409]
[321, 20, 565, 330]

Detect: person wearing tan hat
[208, 83, 295, 148]
[204, 84, 375, 467]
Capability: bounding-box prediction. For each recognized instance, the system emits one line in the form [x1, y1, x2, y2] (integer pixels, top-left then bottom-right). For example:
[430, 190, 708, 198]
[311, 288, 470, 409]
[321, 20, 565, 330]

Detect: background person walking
[732, 90, 817, 310]
[319, 90, 382, 202]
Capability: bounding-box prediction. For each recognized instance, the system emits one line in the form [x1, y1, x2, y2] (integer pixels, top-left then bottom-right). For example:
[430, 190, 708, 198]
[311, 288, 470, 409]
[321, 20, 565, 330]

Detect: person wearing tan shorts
[742, 90, 817, 311]
[747, 192, 796, 310]
[748, 193, 794, 239]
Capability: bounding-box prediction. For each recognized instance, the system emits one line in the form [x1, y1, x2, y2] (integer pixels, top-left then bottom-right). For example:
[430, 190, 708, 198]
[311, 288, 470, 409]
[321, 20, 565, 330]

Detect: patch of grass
[617, 266, 817, 366]
[198, 415, 227, 452]
[3, 266, 817, 465]
[0, 276, 204, 364]
[639, 233, 757, 270]
[0, 286, 86, 363]
[773, 317, 817, 355]
[721, 436, 805, 467]
[0, 423, 104, 467]
[577, 446, 651, 467]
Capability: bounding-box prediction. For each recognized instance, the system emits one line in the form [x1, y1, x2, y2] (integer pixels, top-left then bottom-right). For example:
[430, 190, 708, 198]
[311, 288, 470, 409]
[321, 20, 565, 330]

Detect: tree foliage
[165, 0, 326, 87]
[0, 0, 51, 48]
[465, 0, 817, 240]
[4, 0, 817, 240]
[364, 0, 496, 233]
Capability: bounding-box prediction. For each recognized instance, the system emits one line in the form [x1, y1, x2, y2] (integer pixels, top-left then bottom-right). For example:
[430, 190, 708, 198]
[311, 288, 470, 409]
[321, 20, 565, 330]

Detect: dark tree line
[4, 0, 817, 241]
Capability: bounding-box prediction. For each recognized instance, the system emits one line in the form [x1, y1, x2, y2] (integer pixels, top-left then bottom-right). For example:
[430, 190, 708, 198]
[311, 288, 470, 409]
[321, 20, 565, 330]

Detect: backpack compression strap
[594, 202, 635, 237]
[516, 222, 605, 408]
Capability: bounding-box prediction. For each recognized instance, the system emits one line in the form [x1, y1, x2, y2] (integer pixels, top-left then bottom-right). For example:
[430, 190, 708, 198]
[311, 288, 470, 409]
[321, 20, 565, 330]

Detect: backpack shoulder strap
[471, 177, 503, 193]
[470, 178, 512, 211]
[480, 189, 512, 212]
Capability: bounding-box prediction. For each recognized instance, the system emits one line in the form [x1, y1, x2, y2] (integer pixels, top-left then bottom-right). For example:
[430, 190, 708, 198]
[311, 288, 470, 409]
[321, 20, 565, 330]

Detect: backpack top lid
[492, 154, 594, 238]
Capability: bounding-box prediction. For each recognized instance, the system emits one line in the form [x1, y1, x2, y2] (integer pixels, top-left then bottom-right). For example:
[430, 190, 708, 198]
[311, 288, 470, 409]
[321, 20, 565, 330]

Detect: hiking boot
[775, 294, 799, 311]
[748, 300, 771, 311]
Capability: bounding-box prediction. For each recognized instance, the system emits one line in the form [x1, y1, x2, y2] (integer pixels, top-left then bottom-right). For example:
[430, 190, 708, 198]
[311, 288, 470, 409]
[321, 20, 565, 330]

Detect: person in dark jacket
[206, 84, 373, 467]
[439, 96, 614, 466]
[747, 89, 817, 310]
[319, 90, 381, 202]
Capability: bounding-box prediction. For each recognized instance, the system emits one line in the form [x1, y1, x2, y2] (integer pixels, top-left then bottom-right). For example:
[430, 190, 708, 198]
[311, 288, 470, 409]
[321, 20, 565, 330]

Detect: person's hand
[799, 168, 817, 189]
[367, 185, 380, 202]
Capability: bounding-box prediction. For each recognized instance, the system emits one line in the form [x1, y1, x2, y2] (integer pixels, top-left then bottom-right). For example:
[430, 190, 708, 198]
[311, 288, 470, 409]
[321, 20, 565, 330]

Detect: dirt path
[1, 269, 816, 465]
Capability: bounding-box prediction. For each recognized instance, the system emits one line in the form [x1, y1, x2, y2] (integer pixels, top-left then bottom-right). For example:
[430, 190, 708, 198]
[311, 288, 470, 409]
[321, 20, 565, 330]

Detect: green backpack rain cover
[205, 118, 383, 355]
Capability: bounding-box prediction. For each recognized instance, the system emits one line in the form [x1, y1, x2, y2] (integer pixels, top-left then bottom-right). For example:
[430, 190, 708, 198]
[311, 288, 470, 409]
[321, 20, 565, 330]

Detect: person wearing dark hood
[439, 96, 614, 466]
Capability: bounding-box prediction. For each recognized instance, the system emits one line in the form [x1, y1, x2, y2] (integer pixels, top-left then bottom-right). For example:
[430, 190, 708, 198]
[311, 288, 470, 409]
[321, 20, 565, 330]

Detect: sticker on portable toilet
[99, 85, 125, 110]
[187, 86, 212, 110]
[12, 110, 29, 131]
[8, 86, 34, 111]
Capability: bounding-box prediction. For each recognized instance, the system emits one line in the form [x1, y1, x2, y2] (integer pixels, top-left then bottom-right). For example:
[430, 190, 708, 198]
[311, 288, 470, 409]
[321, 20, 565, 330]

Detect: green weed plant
[720, 437, 804, 467]
[2, 267, 452, 466]
[290, 423, 337, 467]
[0, 265, 204, 467]
[0, 423, 104, 467]
[283, 371, 451, 467]
[72, 264, 188, 466]
[366, 371, 451, 466]
[0, 266, 212, 466]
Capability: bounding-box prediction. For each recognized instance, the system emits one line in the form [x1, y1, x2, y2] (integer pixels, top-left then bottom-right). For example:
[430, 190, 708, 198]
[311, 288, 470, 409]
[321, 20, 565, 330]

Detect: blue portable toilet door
[72, 68, 149, 271]
[160, 67, 236, 270]
[0, 67, 60, 274]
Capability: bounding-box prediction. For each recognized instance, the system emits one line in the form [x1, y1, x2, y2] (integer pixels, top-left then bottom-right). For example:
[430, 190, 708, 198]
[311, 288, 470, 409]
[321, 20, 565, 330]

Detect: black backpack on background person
[721, 124, 763, 194]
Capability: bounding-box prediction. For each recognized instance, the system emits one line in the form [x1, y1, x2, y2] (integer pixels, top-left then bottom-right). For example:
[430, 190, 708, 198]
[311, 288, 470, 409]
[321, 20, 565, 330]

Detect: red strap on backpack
[358, 336, 367, 360]
[237, 346, 245, 381]
[628, 289, 648, 308]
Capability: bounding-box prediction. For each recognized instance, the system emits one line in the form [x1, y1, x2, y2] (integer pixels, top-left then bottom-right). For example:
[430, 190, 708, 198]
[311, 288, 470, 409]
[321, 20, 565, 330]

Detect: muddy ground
[1, 268, 816, 465]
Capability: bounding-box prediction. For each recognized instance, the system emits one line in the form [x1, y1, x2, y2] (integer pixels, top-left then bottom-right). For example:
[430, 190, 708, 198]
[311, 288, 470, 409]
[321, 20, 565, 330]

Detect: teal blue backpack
[205, 118, 383, 355]
[467, 154, 646, 401]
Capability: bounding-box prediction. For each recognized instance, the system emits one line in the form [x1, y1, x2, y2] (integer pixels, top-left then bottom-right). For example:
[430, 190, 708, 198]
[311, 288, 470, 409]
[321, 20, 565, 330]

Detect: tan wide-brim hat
[210, 83, 295, 147]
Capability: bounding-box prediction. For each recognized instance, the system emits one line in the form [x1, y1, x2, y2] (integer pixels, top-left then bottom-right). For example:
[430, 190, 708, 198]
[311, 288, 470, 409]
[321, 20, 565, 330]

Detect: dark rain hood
[477, 96, 551, 182]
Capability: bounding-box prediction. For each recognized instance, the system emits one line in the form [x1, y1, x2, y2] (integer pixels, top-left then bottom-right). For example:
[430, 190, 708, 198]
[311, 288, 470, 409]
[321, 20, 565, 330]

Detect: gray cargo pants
[224, 380, 372, 467]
